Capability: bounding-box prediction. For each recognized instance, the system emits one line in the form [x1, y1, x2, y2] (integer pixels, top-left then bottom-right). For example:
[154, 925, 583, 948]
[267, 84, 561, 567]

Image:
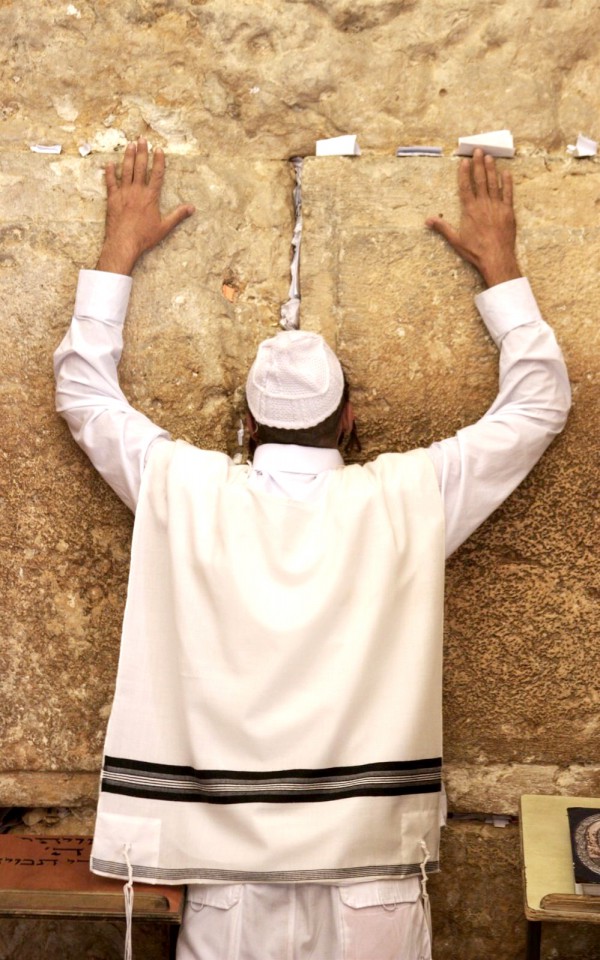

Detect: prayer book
[0, 835, 184, 916]
[567, 807, 600, 896]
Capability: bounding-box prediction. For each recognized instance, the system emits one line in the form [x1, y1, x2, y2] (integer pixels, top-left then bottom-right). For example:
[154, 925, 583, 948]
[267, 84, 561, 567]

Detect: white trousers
[175, 878, 432, 960]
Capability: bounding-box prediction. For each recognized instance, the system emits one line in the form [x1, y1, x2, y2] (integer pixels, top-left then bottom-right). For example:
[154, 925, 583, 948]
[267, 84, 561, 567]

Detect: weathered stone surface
[5, 763, 600, 814]
[2, 3, 600, 958]
[0, 774, 98, 808]
[0, 917, 170, 960]
[430, 821, 600, 960]
[302, 156, 599, 771]
[0, 155, 292, 776]
[446, 763, 600, 814]
[2, 0, 600, 161]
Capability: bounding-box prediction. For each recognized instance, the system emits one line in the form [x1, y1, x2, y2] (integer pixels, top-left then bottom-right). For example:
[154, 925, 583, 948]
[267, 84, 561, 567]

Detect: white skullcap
[246, 331, 344, 430]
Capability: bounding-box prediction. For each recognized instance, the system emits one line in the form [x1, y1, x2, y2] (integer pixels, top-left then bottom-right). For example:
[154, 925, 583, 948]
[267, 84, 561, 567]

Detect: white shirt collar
[252, 444, 344, 476]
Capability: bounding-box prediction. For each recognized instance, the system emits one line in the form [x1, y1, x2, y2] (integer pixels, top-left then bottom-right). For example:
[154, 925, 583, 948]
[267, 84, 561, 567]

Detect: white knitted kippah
[246, 331, 344, 430]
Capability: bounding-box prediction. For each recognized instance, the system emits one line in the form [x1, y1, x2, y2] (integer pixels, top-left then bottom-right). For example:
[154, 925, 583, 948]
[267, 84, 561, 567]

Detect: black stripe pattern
[90, 857, 440, 883]
[101, 756, 442, 804]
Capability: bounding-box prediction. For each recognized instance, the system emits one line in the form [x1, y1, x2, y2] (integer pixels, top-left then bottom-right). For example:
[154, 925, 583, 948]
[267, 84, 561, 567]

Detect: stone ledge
[3, 764, 599, 812]
[445, 763, 600, 814]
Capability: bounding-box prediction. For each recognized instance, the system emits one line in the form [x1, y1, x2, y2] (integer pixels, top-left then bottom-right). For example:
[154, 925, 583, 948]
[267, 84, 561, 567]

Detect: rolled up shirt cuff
[74, 269, 133, 326]
[475, 277, 543, 345]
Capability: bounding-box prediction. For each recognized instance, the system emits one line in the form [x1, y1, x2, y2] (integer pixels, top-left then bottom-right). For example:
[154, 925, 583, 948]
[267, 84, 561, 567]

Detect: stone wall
[1, 1, 599, 958]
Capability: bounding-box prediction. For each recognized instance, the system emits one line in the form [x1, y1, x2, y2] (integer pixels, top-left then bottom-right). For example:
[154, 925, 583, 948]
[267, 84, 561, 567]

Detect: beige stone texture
[2, 0, 600, 160]
[2, 1, 600, 958]
[0, 153, 292, 779]
[301, 155, 599, 776]
[0, 918, 170, 960]
[429, 821, 600, 960]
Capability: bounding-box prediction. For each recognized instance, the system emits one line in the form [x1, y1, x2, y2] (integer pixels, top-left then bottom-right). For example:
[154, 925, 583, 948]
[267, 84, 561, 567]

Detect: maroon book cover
[0, 836, 184, 916]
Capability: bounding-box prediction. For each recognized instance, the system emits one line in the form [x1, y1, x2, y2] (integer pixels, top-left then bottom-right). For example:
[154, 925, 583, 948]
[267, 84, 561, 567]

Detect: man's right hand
[426, 148, 521, 288]
[96, 138, 195, 276]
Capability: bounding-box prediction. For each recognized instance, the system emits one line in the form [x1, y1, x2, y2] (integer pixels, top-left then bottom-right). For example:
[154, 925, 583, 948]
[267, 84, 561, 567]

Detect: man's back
[92, 439, 445, 884]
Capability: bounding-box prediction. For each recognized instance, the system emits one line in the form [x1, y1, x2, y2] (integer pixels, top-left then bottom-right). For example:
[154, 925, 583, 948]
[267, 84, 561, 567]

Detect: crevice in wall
[279, 157, 303, 330]
[448, 812, 518, 827]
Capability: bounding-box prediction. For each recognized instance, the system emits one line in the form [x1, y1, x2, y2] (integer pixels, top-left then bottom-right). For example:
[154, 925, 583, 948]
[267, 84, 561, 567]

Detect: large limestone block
[0, 917, 170, 960]
[430, 821, 600, 960]
[3, 762, 600, 817]
[301, 156, 599, 771]
[1, 0, 599, 160]
[0, 154, 292, 783]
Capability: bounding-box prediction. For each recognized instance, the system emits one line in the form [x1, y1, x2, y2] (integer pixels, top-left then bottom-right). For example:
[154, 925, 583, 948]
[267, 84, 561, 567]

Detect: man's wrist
[480, 255, 522, 289]
[96, 242, 140, 277]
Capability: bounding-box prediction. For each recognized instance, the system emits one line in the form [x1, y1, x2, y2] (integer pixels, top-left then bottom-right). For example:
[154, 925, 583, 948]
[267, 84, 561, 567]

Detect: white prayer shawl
[91, 440, 445, 885]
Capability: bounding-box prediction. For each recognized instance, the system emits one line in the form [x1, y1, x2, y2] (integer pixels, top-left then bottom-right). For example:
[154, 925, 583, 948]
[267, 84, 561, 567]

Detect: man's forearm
[54, 270, 170, 511]
[427, 278, 571, 557]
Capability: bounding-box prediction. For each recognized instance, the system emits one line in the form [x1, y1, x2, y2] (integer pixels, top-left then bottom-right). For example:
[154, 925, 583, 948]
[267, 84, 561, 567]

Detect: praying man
[54, 140, 570, 960]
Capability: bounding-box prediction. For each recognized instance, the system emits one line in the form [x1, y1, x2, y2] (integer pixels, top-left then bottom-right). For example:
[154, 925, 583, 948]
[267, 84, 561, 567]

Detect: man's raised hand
[426, 149, 521, 288]
[96, 138, 195, 276]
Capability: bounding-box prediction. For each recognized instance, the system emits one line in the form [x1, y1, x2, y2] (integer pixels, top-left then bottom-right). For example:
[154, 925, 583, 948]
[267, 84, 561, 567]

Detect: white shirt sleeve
[56, 273, 571, 556]
[425, 277, 571, 557]
[54, 269, 171, 513]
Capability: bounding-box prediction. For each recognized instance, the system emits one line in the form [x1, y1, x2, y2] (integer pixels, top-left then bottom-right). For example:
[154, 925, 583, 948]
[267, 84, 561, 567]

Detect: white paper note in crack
[316, 134, 361, 156]
[567, 133, 598, 158]
[396, 146, 442, 156]
[455, 130, 515, 158]
[280, 158, 303, 330]
[30, 144, 62, 155]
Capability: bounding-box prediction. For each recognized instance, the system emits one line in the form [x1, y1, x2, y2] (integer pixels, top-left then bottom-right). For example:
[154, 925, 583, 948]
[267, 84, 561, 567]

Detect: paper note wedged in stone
[396, 146, 443, 157]
[456, 130, 515, 158]
[30, 144, 62, 155]
[567, 133, 598, 158]
[316, 135, 361, 156]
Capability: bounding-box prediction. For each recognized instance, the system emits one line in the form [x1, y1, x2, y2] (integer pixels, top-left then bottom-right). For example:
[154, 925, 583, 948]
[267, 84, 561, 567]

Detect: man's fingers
[502, 170, 514, 207]
[105, 162, 118, 196]
[121, 141, 136, 185]
[472, 149, 488, 196]
[425, 216, 461, 250]
[160, 204, 196, 240]
[149, 147, 166, 194]
[458, 157, 473, 204]
[133, 138, 149, 184]
[485, 154, 500, 199]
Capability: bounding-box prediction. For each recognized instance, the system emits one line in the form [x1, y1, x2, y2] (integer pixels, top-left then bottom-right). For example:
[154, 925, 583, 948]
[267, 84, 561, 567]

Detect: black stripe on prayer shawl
[101, 756, 442, 804]
[90, 857, 441, 883]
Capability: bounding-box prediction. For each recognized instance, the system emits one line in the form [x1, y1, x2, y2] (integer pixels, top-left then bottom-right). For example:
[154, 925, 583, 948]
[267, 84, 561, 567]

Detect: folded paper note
[280, 157, 303, 331]
[30, 144, 62, 155]
[396, 146, 442, 156]
[316, 135, 361, 156]
[567, 133, 598, 158]
[455, 130, 515, 158]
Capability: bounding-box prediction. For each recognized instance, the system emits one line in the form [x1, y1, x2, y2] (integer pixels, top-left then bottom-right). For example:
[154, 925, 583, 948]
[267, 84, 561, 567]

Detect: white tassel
[123, 842, 135, 960]
[419, 840, 433, 943]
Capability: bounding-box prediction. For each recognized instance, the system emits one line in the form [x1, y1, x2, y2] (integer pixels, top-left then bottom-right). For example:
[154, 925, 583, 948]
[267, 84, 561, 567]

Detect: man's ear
[337, 401, 355, 445]
[340, 401, 355, 435]
[246, 411, 258, 438]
